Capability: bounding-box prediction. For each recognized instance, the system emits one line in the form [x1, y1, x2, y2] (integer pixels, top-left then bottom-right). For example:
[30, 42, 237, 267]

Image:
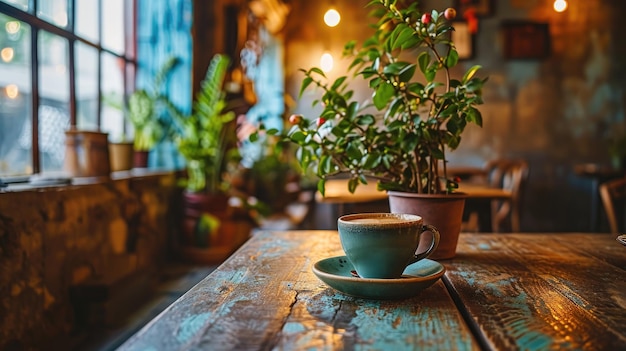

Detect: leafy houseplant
[127, 57, 179, 152]
[287, 0, 487, 196]
[171, 54, 250, 261]
[171, 54, 240, 194]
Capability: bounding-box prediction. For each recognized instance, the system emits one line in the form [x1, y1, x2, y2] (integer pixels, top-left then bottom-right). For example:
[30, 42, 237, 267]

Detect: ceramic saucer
[312, 256, 445, 300]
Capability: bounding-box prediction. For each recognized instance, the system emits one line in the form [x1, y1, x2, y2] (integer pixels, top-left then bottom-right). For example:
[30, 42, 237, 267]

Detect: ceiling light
[553, 0, 567, 12]
[324, 8, 340, 27]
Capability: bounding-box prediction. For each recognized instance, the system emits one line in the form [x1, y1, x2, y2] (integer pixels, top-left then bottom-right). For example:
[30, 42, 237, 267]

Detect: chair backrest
[484, 159, 529, 232]
[599, 177, 626, 233]
[485, 159, 529, 198]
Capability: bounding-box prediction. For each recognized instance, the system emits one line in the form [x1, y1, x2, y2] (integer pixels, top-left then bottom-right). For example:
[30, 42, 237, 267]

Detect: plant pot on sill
[109, 141, 134, 172]
[64, 129, 111, 178]
[178, 191, 253, 264]
[387, 191, 467, 260]
[133, 150, 150, 168]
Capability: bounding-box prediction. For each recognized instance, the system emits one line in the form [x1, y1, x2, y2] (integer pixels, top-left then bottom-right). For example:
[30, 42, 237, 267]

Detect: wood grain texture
[444, 233, 626, 351]
[118, 230, 478, 350]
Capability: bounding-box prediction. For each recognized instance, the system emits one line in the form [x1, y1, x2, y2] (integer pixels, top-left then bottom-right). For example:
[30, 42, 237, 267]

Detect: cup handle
[409, 224, 440, 264]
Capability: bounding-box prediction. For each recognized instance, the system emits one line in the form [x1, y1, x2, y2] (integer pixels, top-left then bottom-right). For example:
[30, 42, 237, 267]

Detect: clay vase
[387, 191, 467, 260]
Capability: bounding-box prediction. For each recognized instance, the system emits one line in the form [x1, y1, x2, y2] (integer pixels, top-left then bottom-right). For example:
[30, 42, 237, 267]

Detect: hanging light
[320, 52, 334, 72]
[324, 8, 340, 27]
[553, 0, 567, 12]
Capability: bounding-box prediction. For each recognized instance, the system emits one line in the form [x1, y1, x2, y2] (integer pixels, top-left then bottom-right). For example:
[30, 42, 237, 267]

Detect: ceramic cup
[337, 213, 440, 279]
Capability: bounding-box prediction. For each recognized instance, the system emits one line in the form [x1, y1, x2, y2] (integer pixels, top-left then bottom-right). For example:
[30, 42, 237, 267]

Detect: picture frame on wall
[455, 0, 493, 17]
[501, 21, 551, 60]
[452, 22, 474, 60]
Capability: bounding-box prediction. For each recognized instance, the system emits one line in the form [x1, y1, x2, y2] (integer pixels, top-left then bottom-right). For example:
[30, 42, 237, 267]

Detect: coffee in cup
[337, 213, 440, 279]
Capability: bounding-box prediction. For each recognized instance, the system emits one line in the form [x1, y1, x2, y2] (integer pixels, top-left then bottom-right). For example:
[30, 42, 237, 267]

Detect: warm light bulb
[5, 21, 20, 34]
[553, 0, 567, 12]
[320, 52, 334, 72]
[324, 8, 340, 27]
[1, 47, 14, 62]
[5, 84, 19, 99]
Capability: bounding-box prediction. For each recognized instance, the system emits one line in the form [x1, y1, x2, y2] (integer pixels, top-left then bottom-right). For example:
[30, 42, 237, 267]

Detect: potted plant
[229, 132, 305, 229]
[170, 53, 249, 263]
[282, 0, 488, 258]
[126, 57, 179, 167]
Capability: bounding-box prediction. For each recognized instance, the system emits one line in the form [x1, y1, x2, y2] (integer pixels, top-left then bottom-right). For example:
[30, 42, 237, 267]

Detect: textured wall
[285, 0, 626, 232]
[0, 173, 181, 350]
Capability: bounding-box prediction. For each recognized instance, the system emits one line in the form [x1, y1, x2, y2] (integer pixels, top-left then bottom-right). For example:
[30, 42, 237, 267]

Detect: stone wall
[0, 172, 182, 350]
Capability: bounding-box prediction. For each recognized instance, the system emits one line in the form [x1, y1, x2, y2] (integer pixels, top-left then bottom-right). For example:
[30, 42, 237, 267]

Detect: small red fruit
[421, 13, 432, 24]
[316, 117, 326, 127]
[444, 8, 457, 20]
[289, 114, 302, 124]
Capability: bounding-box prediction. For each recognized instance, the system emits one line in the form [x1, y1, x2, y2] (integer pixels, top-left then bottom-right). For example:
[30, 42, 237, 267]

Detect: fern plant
[171, 54, 239, 193]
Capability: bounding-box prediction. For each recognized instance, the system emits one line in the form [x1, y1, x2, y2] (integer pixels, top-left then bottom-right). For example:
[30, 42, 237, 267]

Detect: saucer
[312, 256, 445, 300]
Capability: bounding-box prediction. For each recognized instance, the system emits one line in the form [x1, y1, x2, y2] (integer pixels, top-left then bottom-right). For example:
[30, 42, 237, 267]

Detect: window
[0, 0, 135, 179]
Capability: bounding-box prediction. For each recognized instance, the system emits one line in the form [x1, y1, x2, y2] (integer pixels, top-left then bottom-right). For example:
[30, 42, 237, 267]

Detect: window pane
[100, 52, 124, 141]
[38, 30, 70, 173]
[76, 0, 99, 44]
[0, 14, 31, 177]
[1, 0, 29, 12]
[76, 41, 98, 130]
[37, 0, 69, 28]
[102, 0, 125, 54]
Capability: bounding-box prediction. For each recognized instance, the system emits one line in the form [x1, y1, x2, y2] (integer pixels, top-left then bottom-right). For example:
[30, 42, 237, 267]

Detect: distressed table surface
[118, 231, 626, 351]
[444, 233, 626, 351]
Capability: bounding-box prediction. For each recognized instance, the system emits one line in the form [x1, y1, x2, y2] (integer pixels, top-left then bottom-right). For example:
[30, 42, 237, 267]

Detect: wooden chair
[599, 177, 626, 233]
[484, 159, 529, 232]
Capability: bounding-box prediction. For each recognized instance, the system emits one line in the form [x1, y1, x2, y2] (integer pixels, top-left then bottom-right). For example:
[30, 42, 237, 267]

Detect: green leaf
[320, 154, 332, 174]
[418, 51, 429, 75]
[290, 131, 306, 143]
[317, 179, 326, 197]
[348, 178, 359, 193]
[373, 82, 395, 110]
[299, 77, 313, 97]
[462, 65, 482, 83]
[398, 63, 416, 83]
[331, 76, 348, 90]
[310, 67, 326, 77]
[357, 114, 376, 125]
[446, 50, 459, 68]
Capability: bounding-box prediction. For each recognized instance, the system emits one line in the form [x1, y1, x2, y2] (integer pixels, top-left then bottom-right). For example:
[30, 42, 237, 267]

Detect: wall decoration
[501, 21, 551, 60]
[452, 22, 474, 60]
[456, 0, 494, 17]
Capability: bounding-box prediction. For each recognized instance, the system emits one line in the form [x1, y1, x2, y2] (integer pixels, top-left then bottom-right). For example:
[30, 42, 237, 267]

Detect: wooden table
[119, 231, 626, 351]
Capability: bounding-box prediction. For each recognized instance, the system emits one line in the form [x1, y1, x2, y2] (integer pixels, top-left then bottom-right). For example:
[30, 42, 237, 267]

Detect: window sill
[0, 168, 180, 193]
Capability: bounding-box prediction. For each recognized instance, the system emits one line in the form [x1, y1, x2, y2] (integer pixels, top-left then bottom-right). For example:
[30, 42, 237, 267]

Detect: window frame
[0, 0, 136, 176]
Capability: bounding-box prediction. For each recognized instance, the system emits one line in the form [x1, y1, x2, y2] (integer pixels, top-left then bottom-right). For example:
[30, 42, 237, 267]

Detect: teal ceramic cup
[337, 213, 440, 279]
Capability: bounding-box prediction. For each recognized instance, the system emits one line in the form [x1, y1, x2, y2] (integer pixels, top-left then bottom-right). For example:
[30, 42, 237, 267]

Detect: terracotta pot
[133, 150, 150, 168]
[387, 191, 467, 260]
[179, 191, 251, 264]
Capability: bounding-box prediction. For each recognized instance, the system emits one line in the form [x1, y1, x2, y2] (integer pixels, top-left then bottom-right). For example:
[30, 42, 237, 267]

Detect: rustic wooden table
[118, 231, 626, 351]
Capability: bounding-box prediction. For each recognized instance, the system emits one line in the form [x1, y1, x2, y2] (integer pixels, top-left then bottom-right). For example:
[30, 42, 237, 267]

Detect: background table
[119, 231, 626, 351]
[317, 179, 511, 231]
